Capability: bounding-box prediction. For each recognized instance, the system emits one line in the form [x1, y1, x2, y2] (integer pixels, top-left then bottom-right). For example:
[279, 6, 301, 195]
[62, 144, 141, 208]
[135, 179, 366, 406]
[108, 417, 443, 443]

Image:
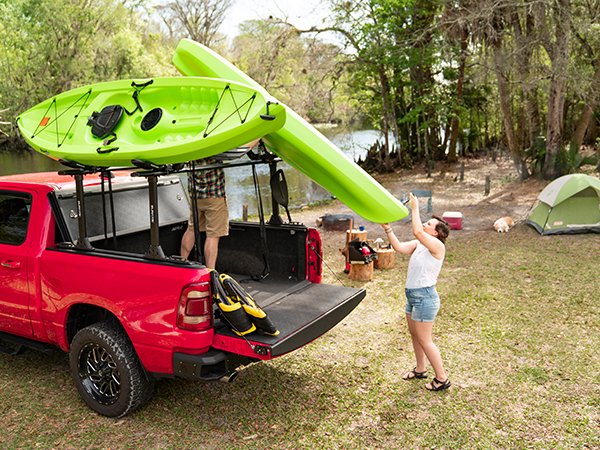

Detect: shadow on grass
[1, 346, 347, 441]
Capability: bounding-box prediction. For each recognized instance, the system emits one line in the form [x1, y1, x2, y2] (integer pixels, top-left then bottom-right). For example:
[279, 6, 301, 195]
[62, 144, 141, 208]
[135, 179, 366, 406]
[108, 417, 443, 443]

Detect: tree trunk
[542, 0, 570, 179]
[448, 29, 468, 163]
[571, 60, 600, 149]
[492, 40, 526, 179]
[378, 66, 393, 171]
[409, 0, 439, 163]
[511, 7, 540, 149]
[544, 79, 567, 179]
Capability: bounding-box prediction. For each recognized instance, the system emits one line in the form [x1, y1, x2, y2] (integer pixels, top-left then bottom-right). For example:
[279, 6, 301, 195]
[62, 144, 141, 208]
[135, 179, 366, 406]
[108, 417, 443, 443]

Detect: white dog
[493, 216, 514, 233]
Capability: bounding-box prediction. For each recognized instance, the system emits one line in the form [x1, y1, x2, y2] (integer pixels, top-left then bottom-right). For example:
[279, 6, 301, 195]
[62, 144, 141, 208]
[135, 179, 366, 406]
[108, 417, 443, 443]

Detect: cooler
[442, 211, 463, 230]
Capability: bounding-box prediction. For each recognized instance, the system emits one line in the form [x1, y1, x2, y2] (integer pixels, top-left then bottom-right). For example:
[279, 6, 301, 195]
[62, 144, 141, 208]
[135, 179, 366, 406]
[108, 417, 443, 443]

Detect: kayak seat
[87, 105, 124, 139]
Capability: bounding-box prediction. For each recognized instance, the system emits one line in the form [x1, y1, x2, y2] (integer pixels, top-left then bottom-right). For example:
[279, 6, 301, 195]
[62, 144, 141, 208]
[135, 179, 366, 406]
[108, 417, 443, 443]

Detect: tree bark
[571, 60, 600, 149]
[510, 6, 540, 150]
[378, 66, 392, 171]
[492, 40, 526, 179]
[378, 66, 401, 170]
[542, 0, 571, 179]
[448, 29, 468, 163]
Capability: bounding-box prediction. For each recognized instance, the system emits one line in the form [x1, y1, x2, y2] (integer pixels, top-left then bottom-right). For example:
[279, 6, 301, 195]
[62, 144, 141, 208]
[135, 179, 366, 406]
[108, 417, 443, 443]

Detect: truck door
[0, 191, 33, 337]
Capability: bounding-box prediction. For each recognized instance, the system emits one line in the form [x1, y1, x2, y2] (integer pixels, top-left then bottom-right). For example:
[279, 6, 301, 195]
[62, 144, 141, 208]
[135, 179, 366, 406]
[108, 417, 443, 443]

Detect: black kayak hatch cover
[141, 108, 163, 131]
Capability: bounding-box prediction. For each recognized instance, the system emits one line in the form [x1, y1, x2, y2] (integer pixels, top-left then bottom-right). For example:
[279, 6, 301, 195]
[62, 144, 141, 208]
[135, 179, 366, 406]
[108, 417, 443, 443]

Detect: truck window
[0, 192, 32, 245]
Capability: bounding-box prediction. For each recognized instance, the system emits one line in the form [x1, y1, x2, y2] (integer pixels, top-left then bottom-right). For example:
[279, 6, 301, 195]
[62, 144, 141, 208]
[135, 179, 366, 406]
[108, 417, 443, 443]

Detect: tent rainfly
[527, 174, 600, 235]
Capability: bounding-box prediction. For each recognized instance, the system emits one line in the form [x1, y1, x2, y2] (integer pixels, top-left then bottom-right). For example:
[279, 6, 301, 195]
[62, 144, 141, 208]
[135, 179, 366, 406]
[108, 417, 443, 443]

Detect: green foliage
[524, 136, 547, 177]
[556, 141, 599, 174]
[0, 0, 174, 141]
[231, 19, 346, 123]
[329, 0, 498, 164]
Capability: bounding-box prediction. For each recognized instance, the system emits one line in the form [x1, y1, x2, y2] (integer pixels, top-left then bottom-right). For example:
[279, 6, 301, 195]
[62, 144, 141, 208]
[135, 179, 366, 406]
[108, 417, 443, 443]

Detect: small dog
[493, 216, 514, 233]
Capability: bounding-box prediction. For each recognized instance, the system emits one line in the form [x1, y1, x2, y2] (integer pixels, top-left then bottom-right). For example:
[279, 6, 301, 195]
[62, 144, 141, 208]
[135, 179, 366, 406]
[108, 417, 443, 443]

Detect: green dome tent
[527, 174, 600, 235]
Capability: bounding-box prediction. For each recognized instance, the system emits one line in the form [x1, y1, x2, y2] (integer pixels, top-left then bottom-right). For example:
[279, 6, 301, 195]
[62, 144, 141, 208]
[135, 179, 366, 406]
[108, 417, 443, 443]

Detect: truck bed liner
[213, 277, 365, 357]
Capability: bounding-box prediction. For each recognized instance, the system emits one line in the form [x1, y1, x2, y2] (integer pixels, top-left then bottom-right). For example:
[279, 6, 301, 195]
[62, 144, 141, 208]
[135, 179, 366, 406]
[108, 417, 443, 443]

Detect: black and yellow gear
[210, 271, 255, 336]
[219, 273, 279, 336]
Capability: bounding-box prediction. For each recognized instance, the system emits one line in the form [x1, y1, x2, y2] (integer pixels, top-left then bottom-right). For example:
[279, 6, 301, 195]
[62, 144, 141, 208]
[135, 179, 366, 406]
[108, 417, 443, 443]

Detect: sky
[219, 0, 331, 39]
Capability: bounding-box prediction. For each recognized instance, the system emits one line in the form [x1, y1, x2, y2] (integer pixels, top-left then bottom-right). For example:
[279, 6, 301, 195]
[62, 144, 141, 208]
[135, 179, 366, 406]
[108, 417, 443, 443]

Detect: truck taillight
[177, 283, 212, 331]
[307, 228, 322, 283]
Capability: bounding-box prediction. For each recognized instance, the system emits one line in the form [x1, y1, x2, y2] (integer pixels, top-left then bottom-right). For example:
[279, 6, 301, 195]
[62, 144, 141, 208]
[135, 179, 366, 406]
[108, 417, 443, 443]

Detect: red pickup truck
[0, 163, 365, 417]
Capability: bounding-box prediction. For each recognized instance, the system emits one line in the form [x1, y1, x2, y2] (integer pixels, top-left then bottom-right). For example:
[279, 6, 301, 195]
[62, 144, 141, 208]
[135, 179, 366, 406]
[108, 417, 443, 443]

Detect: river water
[0, 128, 382, 219]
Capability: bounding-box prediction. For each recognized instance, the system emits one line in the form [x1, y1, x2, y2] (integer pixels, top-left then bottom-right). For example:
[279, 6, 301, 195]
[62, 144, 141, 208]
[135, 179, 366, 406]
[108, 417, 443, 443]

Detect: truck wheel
[69, 322, 154, 418]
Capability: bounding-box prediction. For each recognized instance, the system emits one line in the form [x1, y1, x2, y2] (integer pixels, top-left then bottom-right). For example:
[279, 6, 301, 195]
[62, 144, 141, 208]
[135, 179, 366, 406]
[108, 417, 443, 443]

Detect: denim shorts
[405, 286, 440, 322]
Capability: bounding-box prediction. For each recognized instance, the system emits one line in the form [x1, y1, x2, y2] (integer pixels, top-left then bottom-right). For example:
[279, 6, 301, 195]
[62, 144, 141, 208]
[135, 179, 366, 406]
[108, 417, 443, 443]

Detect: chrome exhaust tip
[219, 371, 238, 383]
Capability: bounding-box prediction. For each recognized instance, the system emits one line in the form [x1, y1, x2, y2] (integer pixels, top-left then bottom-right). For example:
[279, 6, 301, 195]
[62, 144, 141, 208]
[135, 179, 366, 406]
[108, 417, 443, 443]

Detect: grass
[0, 225, 598, 449]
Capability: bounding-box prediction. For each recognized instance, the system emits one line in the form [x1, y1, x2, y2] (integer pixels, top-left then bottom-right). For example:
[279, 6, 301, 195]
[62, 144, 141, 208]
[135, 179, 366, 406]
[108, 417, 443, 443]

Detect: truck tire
[69, 322, 154, 418]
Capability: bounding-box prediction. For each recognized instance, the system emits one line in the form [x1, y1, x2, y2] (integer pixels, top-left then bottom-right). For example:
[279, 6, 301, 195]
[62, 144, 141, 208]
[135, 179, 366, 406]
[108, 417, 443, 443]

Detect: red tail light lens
[307, 228, 322, 283]
[177, 282, 212, 331]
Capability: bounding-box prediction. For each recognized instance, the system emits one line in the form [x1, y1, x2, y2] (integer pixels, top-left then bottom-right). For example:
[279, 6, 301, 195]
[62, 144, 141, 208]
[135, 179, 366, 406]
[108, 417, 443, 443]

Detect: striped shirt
[188, 158, 226, 199]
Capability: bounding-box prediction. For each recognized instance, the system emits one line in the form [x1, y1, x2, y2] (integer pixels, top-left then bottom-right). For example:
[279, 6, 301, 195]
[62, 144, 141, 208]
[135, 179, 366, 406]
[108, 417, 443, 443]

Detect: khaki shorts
[188, 197, 229, 238]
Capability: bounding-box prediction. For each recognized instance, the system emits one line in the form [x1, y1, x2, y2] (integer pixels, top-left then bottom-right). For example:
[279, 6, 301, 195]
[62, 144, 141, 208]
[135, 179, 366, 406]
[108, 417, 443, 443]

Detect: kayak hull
[17, 77, 285, 167]
[173, 39, 408, 223]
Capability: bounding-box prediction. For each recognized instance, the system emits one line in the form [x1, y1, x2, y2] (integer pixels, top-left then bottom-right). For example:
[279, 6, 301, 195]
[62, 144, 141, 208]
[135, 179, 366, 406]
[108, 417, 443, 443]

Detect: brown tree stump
[348, 262, 374, 281]
[374, 248, 395, 269]
[346, 229, 367, 241]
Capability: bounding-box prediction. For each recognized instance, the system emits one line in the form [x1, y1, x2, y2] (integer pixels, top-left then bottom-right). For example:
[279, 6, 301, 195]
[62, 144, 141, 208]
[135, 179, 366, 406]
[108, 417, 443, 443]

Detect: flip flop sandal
[425, 377, 451, 391]
[403, 367, 428, 381]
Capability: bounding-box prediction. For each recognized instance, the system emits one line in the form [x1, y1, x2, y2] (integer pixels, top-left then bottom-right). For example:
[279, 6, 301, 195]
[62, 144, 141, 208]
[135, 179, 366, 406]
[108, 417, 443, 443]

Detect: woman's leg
[406, 314, 428, 373]
[412, 320, 447, 382]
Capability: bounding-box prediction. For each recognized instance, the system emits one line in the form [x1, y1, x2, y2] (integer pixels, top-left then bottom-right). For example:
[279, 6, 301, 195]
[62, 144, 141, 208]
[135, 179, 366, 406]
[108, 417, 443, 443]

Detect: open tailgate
[212, 278, 366, 359]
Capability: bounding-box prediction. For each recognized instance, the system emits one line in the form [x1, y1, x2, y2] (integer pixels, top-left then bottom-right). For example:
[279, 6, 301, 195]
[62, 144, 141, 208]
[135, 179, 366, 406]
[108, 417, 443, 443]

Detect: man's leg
[204, 236, 220, 269]
[180, 227, 195, 260]
[203, 197, 228, 269]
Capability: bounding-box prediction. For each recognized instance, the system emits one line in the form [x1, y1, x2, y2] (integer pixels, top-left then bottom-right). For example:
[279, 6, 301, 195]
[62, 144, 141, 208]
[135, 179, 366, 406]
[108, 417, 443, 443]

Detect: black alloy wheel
[69, 322, 154, 418]
[78, 342, 121, 405]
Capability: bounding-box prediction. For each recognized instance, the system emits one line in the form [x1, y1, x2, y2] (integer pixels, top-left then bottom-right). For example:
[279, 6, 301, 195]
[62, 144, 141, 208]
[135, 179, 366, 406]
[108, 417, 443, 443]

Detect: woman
[381, 192, 451, 391]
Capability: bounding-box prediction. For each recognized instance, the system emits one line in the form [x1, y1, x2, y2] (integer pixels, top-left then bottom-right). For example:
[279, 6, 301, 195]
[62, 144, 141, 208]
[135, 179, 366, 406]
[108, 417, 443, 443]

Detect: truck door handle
[1, 260, 21, 269]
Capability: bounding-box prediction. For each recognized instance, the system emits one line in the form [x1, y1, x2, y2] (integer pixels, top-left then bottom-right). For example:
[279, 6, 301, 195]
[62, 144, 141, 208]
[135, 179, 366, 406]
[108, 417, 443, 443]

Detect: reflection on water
[0, 150, 63, 176]
[0, 127, 383, 220]
[224, 127, 384, 219]
[223, 163, 327, 220]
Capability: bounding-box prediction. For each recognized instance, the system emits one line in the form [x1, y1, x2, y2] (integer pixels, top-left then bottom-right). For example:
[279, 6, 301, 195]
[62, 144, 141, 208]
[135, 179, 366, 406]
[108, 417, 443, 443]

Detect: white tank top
[406, 242, 444, 288]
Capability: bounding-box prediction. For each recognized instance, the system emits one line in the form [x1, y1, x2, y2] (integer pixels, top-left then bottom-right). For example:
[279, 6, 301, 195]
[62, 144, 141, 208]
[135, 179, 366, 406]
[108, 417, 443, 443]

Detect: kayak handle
[96, 146, 119, 154]
[260, 101, 276, 121]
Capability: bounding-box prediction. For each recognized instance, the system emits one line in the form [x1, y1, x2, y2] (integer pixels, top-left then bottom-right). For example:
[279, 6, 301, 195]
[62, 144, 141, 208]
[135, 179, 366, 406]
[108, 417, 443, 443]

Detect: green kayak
[173, 39, 408, 223]
[17, 77, 285, 167]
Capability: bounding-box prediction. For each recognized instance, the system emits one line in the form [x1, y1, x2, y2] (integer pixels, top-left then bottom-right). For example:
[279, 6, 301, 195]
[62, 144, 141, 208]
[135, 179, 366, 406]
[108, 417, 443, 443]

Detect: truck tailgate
[212, 278, 366, 359]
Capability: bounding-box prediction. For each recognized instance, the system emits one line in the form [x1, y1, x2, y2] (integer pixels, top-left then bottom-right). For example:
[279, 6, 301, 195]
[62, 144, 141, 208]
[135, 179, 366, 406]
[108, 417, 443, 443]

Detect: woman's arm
[380, 223, 418, 254]
[408, 193, 445, 259]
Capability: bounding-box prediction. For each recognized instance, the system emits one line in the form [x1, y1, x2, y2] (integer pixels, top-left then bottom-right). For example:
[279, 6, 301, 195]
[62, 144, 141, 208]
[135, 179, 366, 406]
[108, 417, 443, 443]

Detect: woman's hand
[409, 192, 419, 211]
[381, 223, 394, 236]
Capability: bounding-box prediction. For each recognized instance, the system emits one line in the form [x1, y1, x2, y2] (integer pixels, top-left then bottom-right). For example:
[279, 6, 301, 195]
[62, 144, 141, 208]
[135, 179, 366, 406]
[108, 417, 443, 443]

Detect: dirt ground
[293, 154, 548, 242]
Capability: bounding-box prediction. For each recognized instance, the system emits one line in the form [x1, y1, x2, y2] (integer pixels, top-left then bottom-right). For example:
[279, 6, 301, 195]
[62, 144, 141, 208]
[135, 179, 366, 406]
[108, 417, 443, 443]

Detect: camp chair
[412, 189, 433, 213]
[401, 189, 433, 220]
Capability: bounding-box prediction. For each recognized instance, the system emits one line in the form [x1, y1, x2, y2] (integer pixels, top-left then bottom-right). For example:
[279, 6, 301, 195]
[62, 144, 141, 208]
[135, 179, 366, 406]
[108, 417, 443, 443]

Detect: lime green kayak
[173, 39, 408, 223]
[17, 77, 285, 167]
